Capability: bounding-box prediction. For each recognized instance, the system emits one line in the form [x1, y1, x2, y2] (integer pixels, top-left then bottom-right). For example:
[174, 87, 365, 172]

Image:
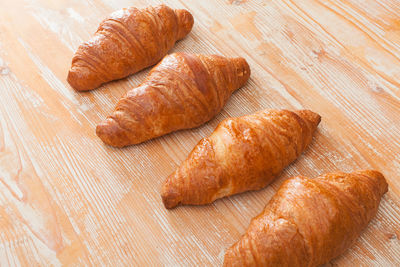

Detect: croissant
[96, 52, 250, 147]
[161, 109, 321, 209]
[224, 170, 388, 267]
[67, 5, 194, 91]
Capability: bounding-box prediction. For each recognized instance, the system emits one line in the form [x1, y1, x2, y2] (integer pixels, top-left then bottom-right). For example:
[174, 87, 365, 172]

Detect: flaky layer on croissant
[96, 52, 250, 147]
[224, 170, 388, 267]
[67, 5, 194, 91]
[161, 109, 321, 209]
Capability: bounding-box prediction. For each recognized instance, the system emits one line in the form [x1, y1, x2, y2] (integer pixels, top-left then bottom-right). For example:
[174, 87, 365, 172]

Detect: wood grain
[0, 0, 399, 265]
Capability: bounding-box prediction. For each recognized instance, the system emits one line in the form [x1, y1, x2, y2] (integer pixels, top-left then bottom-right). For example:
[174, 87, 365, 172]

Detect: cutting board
[0, 0, 399, 265]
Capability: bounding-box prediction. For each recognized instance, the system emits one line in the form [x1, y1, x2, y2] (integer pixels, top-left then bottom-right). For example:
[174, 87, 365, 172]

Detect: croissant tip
[161, 193, 180, 209]
[67, 66, 98, 91]
[354, 170, 388, 193]
[161, 194, 179, 209]
[67, 69, 84, 91]
[175, 9, 194, 40]
[295, 109, 321, 130]
[231, 57, 251, 88]
[96, 118, 131, 147]
[161, 177, 182, 209]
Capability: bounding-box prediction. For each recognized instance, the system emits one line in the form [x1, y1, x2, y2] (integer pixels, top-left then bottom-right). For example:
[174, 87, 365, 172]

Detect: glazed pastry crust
[67, 5, 194, 91]
[224, 170, 388, 267]
[161, 109, 321, 208]
[96, 52, 250, 147]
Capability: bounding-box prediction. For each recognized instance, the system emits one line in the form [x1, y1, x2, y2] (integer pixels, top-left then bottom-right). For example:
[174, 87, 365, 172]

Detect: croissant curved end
[231, 57, 251, 89]
[67, 65, 101, 91]
[354, 170, 388, 195]
[174, 9, 194, 40]
[294, 109, 321, 131]
[96, 118, 132, 147]
[161, 175, 182, 209]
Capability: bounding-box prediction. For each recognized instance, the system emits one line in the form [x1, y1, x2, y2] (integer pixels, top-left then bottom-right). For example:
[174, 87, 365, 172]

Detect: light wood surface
[0, 0, 399, 265]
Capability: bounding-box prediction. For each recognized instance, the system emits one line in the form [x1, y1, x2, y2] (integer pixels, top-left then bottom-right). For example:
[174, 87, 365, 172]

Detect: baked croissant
[224, 170, 388, 267]
[161, 109, 321, 209]
[67, 5, 194, 91]
[96, 52, 250, 147]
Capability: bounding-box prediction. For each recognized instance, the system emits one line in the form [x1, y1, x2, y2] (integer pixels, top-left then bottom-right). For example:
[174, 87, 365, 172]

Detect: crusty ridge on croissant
[224, 170, 388, 267]
[67, 5, 194, 91]
[96, 52, 250, 147]
[161, 109, 321, 209]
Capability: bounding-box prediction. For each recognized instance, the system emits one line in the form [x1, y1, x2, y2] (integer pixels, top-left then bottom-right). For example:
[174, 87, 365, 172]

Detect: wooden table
[0, 0, 399, 265]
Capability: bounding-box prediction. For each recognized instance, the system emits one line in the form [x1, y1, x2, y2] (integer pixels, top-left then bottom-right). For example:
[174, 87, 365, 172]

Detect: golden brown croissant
[67, 5, 194, 91]
[224, 170, 388, 267]
[96, 52, 250, 147]
[161, 109, 321, 209]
